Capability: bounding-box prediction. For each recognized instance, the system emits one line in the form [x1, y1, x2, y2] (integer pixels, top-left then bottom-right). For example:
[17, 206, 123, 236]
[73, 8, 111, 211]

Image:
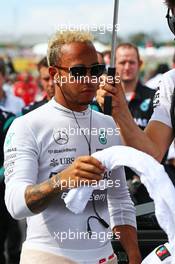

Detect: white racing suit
[4, 98, 136, 264]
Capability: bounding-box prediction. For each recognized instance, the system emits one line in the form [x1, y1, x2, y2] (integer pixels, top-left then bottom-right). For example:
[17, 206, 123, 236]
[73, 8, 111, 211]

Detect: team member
[97, 43, 155, 129]
[4, 30, 141, 264]
[96, 0, 175, 262]
[96, 43, 155, 199]
[113, 43, 155, 198]
[96, 0, 175, 163]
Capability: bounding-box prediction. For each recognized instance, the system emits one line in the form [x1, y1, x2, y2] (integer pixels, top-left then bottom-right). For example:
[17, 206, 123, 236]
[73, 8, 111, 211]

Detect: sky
[0, 0, 173, 41]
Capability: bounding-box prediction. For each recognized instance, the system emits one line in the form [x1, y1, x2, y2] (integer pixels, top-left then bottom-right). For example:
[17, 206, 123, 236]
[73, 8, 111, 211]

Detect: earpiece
[54, 78, 60, 84]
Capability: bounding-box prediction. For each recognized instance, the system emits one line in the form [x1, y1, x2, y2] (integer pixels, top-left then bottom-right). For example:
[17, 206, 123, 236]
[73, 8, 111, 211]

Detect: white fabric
[3, 83, 13, 94]
[65, 186, 93, 214]
[65, 180, 108, 214]
[145, 73, 163, 90]
[167, 142, 175, 160]
[66, 146, 175, 262]
[150, 69, 175, 128]
[4, 98, 136, 259]
[20, 241, 116, 264]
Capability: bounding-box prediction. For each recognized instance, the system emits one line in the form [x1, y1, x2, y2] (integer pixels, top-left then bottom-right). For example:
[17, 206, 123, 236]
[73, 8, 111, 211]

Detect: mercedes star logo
[53, 130, 69, 145]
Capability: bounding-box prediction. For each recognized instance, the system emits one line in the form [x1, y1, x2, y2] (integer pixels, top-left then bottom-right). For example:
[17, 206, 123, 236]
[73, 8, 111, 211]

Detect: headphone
[53, 79, 58, 84]
[53, 75, 61, 85]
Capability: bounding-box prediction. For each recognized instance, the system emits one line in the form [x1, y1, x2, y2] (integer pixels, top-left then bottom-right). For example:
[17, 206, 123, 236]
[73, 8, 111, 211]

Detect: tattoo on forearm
[25, 175, 60, 214]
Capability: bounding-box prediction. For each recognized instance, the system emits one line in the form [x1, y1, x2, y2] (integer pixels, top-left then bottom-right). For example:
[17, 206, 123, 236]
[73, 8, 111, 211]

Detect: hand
[55, 156, 105, 191]
[97, 75, 128, 118]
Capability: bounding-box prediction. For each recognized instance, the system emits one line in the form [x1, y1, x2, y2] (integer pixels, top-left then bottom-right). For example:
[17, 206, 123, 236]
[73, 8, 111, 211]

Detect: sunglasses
[55, 64, 106, 79]
[166, 8, 175, 36]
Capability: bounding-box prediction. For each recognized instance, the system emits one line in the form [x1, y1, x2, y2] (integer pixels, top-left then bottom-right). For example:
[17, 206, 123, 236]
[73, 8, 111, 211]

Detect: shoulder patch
[156, 245, 171, 261]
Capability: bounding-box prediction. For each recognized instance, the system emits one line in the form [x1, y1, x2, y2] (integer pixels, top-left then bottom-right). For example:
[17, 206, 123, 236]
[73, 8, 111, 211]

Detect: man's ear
[138, 59, 143, 69]
[49, 66, 60, 85]
[49, 66, 57, 79]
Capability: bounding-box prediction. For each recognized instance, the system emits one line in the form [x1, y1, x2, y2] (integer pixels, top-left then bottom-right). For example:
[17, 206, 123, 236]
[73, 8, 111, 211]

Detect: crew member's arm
[107, 167, 141, 263]
[113, 225, 141, 264]
[96, 76, 174, 161]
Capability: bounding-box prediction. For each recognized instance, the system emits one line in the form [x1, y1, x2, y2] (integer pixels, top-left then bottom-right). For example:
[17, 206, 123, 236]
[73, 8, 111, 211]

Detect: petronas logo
[5, 132, 15, 147]
[99, 129, 107, 145]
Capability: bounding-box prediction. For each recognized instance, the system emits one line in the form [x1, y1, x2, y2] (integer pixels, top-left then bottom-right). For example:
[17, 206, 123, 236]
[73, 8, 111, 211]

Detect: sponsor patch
[140, 99, 151, 112]
[98, 129, 107, 145]
[53, 129, 69, 145]
[156, 245, 171, 261]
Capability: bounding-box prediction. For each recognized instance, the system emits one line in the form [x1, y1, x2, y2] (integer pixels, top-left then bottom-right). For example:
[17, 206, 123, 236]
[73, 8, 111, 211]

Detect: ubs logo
[53, 129, 69, 145]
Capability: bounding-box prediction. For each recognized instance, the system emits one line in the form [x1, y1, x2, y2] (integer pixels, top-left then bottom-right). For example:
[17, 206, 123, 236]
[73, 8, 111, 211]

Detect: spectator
[13, 72, 38, 106]
[22, 57, 55, 115]
[0, 109, 21, 264]
[0, 58, 24, 115]
[103, 50, 111, 68]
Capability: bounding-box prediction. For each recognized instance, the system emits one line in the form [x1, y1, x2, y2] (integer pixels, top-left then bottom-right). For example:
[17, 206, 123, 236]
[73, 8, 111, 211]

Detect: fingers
[99, 81, 116, 95]
[77, 156, 105, 171]
[75, 163, 104, 176]
[59, 156, 106, 190]
[75, 177, 100, 188]
[96, 91, 119, 109]
[96, 86, 114, 109]
[96, 73, 126, 112]
[99, 73, 123, 93]
[73, 156, 105, 182]
[74, 170, 102, 181]
[59, 176, 100, 190]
